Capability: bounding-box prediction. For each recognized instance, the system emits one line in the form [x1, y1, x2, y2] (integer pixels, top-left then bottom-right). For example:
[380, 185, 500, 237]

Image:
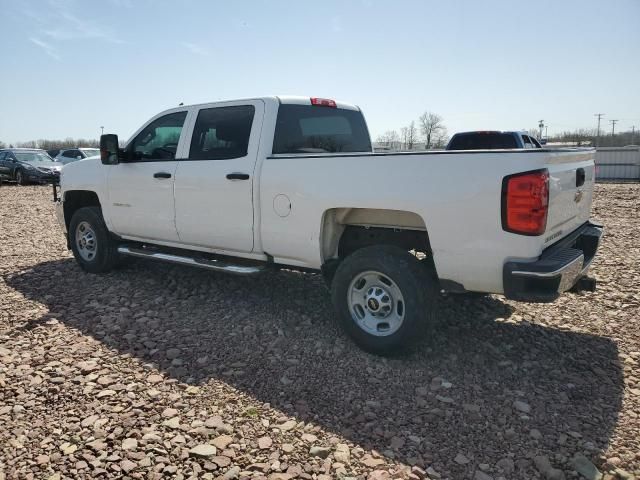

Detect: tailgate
[544, 149, 595, 246]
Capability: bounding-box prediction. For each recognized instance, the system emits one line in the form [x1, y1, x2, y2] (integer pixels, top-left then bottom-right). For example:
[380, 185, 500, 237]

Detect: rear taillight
[501, 169, 549, 235]
[310, 97, 337, 108]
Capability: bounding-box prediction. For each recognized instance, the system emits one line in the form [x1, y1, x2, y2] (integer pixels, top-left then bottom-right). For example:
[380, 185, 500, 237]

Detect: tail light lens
[501, 169, 549, 235]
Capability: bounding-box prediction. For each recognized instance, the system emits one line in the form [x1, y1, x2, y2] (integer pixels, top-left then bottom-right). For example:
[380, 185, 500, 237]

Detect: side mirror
[100, 134, 120, 165]
[76, 155, 82, 160]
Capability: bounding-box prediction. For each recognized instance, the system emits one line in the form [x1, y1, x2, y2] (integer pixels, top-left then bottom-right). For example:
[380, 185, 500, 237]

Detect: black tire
[331, 245, 439, 355]
[69, 206, 120, 273]
[15, 169, 25, 185]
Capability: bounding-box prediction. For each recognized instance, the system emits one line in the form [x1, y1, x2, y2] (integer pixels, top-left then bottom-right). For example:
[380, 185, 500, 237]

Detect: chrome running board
[117, 246, 266, 275]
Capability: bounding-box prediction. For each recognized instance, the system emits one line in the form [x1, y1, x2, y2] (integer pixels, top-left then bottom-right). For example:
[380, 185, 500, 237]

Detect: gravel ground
[0, 183, 639, 480]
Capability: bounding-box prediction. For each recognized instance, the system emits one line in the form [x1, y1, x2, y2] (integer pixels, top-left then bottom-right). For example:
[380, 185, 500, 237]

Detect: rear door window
[188, 105, 255, 160]
[272, 104, 372, 154]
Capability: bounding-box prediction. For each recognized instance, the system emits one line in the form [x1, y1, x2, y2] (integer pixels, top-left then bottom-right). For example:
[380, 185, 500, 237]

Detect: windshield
[81, 149, 100, 157]
[14, 152, 55, 163]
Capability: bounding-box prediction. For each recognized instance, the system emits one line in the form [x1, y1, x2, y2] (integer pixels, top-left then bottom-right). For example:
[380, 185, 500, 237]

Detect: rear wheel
[331, 245, 439, 355]
[69, 206, 120, 273]
[15, 169, 25, 185]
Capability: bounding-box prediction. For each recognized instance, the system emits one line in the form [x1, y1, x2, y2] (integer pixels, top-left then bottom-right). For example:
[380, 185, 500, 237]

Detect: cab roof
[452, 131, 527, 135]
[161, 96, 360, 113]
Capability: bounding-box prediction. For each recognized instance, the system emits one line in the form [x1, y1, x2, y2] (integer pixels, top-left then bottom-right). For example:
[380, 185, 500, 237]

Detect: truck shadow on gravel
[6, 258, 623, 475]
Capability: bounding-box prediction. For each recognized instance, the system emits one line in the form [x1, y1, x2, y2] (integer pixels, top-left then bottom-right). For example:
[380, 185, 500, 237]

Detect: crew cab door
[173, 100, 263, 253]
[106, 110, 189, 242]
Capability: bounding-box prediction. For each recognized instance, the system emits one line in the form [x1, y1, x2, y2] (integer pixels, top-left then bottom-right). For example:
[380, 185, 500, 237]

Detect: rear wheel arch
[320, 207, 438, 283]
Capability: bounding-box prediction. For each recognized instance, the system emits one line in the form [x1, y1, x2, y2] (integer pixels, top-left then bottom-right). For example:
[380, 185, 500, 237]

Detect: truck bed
[260, 148, 595, 294]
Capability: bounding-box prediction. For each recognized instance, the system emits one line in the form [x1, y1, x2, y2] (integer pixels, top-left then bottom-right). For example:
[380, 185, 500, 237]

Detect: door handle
[226, 173, 250, 180]
[153, 172, 172, 179]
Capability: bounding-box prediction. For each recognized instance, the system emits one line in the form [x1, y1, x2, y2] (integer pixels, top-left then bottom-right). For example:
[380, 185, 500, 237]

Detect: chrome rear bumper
[503, 221, 604, 302]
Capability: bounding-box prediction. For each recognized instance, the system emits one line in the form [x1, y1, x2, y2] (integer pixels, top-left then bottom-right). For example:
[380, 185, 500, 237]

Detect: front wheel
[15, 169, 25, 185]
[331, 245, 439, 355]
[69, 206, 120, 273]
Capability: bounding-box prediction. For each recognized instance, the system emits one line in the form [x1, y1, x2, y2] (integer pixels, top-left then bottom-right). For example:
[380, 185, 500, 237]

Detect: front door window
[127, 111, 187, 161]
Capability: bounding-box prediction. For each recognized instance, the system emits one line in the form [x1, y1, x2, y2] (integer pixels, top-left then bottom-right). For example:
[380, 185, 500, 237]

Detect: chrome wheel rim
[16, 171, 22, 184]
[348, 270, 405, 337]
[75, 221, 98, 261]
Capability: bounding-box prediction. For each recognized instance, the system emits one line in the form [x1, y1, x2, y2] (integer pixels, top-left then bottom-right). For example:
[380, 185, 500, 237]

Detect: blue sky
[1, 0, 638, 144]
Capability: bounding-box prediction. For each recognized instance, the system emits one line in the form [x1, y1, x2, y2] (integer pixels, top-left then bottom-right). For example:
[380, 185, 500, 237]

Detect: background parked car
[0, 148, 62, 185]
[446, 131, 543, 150]
[47, 149, 61, 158]
[54, 148, 100, 165]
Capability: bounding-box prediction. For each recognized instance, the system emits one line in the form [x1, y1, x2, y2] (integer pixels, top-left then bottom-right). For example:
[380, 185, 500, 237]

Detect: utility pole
[594, 113, 604, 147]
[545, 126, 548, 140]
[631, 125, 636, 145]
[610, 119, 618, 136]
[538, 120, 544, 140]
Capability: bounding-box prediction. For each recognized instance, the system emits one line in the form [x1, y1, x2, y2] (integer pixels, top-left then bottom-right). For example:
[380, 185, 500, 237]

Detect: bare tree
[401, 121, 418, 150]
[547, 128, 597, 146]
[376, 130, 401, 150]
[526, 127, 541, 139]
[0, 140, 6, 149]
[15, 138, 99, 149]
[419, 111, 447, 149]
[431, 132, 449, 149]
[400, 127, 409, 150]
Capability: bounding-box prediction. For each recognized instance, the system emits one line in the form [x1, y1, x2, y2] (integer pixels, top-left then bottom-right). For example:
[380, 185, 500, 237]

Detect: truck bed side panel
[259, 150, 594, 294]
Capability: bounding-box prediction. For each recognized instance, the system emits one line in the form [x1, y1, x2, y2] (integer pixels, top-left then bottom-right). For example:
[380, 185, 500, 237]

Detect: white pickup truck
[55, 96, 603, 354]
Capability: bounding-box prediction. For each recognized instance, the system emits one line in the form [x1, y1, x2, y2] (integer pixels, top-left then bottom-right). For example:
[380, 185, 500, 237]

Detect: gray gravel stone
[309, 446, 331, 458]
[474, 471, 493, 480]
[189, 444, 217, 458]
[534, 455, 565, 480]
[572, 453, 602, 480]
[513, 400, 531, 413]
[223, 466, 240, 479]
[496, 458, 514, 474]
[121, 438, 138, 451]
